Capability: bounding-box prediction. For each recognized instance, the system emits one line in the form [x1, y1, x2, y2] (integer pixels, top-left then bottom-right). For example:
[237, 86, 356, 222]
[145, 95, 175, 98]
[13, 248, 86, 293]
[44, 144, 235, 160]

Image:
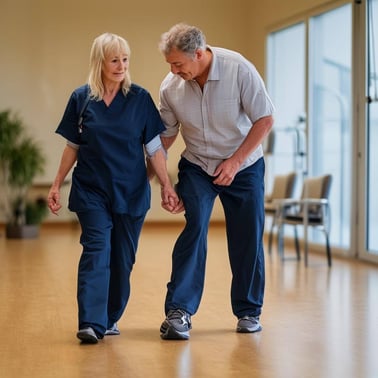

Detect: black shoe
[160, 309, 192, 340]
[77, 327, 98, 344]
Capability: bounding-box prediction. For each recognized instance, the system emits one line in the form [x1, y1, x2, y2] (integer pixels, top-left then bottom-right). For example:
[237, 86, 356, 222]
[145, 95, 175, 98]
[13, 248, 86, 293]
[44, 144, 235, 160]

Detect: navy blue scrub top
[56, 83, 166, 216]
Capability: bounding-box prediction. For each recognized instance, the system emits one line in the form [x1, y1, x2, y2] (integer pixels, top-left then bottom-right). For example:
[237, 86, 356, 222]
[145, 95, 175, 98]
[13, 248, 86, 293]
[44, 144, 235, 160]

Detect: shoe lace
[239, 315, 259, 323]
[168, 309, 191, 324]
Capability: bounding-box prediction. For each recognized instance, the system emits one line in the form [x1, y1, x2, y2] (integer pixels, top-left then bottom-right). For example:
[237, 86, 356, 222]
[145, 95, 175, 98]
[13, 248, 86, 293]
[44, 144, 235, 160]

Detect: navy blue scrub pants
[165, 157, 265, 319]
[76, 209, 145, 337]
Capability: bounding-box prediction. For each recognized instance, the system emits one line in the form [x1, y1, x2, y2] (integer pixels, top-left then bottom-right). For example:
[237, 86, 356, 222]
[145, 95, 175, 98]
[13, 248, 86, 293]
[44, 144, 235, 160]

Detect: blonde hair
[88, 33, 131, 100]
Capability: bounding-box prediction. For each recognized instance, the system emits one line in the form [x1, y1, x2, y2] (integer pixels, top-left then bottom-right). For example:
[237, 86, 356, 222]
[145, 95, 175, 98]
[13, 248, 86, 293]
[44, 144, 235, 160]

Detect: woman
[48, 33, 178, 344]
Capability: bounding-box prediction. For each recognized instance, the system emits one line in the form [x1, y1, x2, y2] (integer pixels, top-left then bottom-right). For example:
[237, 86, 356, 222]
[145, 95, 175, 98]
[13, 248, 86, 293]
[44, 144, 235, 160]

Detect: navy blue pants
[165, 157, 265, 318]
[76, 209, 145, 337]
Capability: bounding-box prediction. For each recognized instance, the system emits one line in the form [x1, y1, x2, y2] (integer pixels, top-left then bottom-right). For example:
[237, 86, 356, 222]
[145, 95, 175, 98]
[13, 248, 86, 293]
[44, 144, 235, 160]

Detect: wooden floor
[0, 223, 377, 378]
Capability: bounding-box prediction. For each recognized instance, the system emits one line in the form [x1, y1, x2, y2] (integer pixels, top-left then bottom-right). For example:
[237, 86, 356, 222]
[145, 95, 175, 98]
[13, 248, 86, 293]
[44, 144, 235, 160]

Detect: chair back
[265, 172, 297, 213]
[269, 172, 297, 200]
[300, 174, 332, 217]
[301, 174, 332, 199]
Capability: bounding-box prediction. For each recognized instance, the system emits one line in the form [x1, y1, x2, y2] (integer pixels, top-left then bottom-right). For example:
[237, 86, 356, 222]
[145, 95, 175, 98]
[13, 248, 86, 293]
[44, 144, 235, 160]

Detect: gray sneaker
[105, 323, 120, 336]
[77, 327, 98, 343]
[160, 309, 192, 340]
[236, 316, 262, 333]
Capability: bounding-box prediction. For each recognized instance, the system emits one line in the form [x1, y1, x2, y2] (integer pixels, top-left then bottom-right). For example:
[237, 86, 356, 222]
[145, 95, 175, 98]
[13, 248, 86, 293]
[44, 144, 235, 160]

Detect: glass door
[267, 4, 353, 250]
[308, 5, 352, 248]
[266, 22, 306, 194]
[359, 0, 378, 262]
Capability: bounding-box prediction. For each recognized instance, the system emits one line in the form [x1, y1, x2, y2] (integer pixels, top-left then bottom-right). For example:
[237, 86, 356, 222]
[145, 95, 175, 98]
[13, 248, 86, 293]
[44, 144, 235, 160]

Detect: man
[158, 23, 274, 340]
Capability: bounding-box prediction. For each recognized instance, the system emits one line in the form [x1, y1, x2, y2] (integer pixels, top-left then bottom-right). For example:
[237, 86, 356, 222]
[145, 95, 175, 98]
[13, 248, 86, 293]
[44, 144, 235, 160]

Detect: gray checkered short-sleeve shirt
[159, 46, 275, 176]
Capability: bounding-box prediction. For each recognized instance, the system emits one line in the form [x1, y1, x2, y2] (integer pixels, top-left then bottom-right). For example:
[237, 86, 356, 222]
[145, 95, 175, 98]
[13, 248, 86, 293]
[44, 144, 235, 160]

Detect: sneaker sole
[236, 325, 262, 333]
[160, 324, 190, 340]
[104, 330, 120, 336]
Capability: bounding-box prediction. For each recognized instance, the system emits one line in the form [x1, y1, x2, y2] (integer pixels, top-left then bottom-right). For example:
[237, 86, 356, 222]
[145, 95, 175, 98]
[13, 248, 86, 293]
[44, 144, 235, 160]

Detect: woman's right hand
[47, 187, 62, 215]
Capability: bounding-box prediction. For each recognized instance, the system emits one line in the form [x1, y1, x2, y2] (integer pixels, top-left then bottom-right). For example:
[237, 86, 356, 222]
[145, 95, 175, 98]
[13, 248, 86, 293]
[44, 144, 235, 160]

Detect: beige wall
[0, 0, 341, 222]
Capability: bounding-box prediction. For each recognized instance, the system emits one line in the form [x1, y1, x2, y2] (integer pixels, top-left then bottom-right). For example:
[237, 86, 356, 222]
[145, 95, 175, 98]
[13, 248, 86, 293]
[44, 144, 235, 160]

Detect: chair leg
[268, 221, 274, 255]
[303, 229, 309, 267]
[325, 233, 332, 267]
[277, 224, 285, 260]
[294, 226, 300, 261]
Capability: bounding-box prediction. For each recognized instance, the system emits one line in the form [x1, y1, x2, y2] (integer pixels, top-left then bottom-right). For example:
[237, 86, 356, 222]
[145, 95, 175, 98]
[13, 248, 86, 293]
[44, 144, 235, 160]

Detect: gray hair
[159, 23, 206, 57]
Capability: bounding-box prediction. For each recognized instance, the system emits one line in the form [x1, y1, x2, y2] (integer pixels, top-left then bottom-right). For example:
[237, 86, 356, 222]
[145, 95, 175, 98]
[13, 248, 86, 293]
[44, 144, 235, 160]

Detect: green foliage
[9, 136, 45, 188]
[0, 110, 23, 161]
[0, 109, 46, 225]
[25, 197, 48, 225]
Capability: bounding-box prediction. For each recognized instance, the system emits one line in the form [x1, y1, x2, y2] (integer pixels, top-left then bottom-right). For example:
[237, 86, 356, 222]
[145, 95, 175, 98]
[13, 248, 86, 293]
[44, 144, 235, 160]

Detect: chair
[265, 172, 297, 255]
[275, 174, 332, 267]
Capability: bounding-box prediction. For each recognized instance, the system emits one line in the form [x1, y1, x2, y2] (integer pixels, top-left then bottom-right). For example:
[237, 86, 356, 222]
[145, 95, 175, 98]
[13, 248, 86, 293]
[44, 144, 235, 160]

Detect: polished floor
[0, 222, 377, 378]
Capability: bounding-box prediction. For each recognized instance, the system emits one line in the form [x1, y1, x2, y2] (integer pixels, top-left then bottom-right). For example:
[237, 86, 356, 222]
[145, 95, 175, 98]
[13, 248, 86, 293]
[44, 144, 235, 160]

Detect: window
[267, 23, 306, 191]
[267, 4, 352, 249]
[367, 0, 378, 253]
[308, 5, 352, 247]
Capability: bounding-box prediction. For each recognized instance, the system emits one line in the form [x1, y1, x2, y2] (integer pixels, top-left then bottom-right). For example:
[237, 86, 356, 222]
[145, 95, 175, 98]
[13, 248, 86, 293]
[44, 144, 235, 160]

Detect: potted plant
[0, 109, 47, 238]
